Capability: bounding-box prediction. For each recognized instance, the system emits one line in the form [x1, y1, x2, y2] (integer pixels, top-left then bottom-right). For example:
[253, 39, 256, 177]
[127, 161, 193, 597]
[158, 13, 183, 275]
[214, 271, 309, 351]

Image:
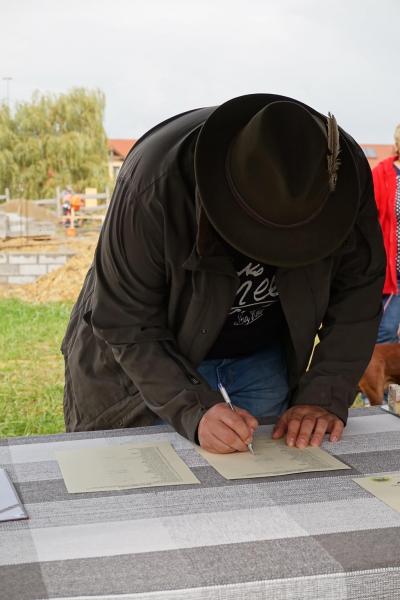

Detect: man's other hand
[198, 403, 259, 453]
[272, 405, 344, 448]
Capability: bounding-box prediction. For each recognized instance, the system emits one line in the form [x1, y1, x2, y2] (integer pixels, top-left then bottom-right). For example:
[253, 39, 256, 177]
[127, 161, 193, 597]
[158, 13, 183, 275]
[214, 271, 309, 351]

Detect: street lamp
[2, 77, 13, 108]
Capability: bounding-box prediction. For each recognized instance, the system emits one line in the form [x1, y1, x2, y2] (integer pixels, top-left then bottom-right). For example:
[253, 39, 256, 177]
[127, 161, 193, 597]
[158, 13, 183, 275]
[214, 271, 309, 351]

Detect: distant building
[107, 139, 396, 182]
[107, 139, 136, 181]
[360, 144, 395, 170]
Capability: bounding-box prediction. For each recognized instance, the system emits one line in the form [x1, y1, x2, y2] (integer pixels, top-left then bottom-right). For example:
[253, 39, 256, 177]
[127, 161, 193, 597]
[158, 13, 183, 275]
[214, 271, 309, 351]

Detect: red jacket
[372, 155, 398, 294]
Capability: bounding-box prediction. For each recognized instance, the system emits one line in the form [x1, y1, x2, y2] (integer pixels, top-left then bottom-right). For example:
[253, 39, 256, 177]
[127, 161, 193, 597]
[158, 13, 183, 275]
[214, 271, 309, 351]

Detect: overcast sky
[1, 0, 398, 143]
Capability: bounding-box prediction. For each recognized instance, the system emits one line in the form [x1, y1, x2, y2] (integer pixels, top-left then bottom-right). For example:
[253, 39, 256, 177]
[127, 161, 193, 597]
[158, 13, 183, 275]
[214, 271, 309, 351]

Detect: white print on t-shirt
[229, 261, 279, 326]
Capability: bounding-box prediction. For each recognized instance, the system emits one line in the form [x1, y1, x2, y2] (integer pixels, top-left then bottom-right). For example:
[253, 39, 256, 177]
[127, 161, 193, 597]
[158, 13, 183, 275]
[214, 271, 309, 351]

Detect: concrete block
[0, 276, 9, 283]
[0, 214, 8, 239]
[9, 224, 26, 233]
[0, 253, 7, 264]
[38, 254, 68, 264]
[9, 254, 38, 264]
[8, 275, 36, 284]
[19, 264, 47, 276]
[31, 225, 56, 235]
[6, 214, 23, 223]
[8, 223, 55, 237]
[0, 264, 19, 274]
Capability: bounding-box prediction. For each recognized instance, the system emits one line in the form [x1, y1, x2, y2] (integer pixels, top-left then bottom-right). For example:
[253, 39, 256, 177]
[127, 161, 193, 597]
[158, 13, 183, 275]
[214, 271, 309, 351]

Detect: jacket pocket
[90, 390, 147, 430]
[161, 341, 201, 385]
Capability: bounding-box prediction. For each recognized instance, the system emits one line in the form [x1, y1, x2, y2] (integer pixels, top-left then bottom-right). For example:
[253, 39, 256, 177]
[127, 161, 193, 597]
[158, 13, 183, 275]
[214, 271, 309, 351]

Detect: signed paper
[56, 442, 199, 493]
[196, 437, 350, 480]
[353, 473, 400, 513]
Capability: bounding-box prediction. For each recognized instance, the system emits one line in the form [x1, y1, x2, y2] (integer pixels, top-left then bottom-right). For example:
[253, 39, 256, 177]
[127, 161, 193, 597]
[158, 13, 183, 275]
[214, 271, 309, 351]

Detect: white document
[353, 473, 400, 513]
[0, 468, 28, 522]
[380, 404, 400, 419]
[56, 441, 200, 493]
[196, 437, 350, 480]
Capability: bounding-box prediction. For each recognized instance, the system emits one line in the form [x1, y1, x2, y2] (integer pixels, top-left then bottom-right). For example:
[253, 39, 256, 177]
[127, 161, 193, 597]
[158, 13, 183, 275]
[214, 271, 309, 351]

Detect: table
[1, 408, 400, 600]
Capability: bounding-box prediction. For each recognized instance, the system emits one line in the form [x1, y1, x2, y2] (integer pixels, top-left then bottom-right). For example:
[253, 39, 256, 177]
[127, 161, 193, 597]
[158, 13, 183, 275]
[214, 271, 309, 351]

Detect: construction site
[0, 195, 103, 303]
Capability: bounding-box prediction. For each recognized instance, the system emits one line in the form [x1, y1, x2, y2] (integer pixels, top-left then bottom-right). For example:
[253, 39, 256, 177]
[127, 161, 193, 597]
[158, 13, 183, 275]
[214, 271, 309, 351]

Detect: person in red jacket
[372, 124, 400, 343]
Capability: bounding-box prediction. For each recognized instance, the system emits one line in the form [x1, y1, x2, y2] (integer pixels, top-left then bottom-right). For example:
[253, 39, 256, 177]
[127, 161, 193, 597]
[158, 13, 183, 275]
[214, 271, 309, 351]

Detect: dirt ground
[0, 231, 99, 303]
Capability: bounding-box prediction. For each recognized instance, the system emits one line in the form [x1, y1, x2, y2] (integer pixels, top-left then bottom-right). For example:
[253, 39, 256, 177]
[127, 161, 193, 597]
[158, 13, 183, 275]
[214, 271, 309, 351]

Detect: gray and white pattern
[1, 408, 400, 599]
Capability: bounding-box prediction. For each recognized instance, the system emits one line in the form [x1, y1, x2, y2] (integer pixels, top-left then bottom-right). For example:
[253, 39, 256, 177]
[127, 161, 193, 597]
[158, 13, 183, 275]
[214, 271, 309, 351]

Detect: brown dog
[358, 343, 400, 405]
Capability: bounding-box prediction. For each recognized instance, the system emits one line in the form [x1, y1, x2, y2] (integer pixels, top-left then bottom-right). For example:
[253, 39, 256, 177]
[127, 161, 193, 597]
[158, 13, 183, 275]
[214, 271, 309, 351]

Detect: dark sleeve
[90, 178, 219, 442]
[291, 156, 386, 423]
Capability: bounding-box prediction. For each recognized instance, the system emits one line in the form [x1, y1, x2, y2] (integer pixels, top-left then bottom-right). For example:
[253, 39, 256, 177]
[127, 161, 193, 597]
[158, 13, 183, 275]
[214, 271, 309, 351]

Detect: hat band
[225, 145, 328, 230]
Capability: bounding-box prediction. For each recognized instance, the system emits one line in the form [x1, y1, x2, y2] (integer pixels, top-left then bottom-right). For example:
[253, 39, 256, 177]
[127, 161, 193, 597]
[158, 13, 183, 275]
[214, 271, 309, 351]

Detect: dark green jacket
[62, 108, 386, 442]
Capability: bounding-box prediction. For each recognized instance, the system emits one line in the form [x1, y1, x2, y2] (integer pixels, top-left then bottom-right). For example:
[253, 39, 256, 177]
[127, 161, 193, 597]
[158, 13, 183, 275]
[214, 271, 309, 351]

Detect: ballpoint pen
[218, 382, 254, 454]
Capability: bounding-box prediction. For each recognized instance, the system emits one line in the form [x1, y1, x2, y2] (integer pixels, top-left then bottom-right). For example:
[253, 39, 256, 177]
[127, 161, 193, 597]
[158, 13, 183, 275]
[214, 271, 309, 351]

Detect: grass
[0, 298, 73, 438]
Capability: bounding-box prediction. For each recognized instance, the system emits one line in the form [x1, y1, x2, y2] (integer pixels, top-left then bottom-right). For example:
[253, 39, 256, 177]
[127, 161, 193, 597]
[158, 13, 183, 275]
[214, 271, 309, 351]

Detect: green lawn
[0, 299, 73, 437]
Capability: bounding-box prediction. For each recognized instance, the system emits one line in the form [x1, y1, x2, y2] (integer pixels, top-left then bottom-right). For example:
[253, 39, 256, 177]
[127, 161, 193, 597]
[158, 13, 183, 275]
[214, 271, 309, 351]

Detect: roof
[107, 139, 136, 159]
[360, 143, 396, 169]
[106, 138, 395, 170]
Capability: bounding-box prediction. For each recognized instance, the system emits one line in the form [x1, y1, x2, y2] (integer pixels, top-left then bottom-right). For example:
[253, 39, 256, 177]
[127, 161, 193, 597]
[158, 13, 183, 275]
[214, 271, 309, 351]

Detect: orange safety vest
[71, 195, 81, 211]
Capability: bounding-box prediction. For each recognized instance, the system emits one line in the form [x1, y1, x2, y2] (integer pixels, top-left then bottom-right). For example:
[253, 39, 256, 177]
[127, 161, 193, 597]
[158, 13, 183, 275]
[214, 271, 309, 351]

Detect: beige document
[353, 473, 400, 512]
[56, 442, 200, 493]
[197, 437, 350, 479]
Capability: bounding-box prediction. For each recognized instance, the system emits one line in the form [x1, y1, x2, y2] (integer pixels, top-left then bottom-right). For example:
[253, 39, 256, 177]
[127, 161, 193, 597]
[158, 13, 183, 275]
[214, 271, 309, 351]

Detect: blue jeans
[197, 344, 289, 418]
[377, 280, 400, 343]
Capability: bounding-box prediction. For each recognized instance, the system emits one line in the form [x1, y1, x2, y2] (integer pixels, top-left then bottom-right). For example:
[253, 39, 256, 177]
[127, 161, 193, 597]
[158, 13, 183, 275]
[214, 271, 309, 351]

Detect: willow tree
[0, 88, 109, 199]
[0, 104, 17, 195]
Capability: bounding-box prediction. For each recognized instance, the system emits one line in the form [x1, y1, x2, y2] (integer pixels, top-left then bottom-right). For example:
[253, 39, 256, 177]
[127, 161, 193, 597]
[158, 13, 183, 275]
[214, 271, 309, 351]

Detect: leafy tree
[0, 88, 109, 199]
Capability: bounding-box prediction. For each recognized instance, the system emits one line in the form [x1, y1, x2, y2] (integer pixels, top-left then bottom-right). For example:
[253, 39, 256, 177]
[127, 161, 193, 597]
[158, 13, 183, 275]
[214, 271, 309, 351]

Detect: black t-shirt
[206, 247, 286, 359]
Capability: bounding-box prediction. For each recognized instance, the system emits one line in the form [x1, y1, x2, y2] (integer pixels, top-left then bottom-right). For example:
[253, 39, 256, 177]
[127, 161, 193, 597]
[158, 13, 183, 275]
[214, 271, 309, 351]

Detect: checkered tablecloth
[1, 408, 400, 600]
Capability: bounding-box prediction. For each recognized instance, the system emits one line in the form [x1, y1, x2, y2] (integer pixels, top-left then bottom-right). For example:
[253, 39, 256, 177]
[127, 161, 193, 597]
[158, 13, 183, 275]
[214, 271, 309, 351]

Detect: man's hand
[198, 403, 259, 453]
[272, 405, 344, 448]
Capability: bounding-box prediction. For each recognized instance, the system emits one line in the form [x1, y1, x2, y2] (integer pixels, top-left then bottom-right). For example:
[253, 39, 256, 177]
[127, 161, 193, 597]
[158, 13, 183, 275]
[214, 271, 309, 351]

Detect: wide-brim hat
[194, 93, 359, 267]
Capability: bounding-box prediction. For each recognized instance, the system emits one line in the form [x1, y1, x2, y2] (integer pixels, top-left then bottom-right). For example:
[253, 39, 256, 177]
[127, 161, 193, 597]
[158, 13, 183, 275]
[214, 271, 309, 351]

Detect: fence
[33, 187, 111, 218]
[0, 189, 10, 203]
[0, 187, 111, 239]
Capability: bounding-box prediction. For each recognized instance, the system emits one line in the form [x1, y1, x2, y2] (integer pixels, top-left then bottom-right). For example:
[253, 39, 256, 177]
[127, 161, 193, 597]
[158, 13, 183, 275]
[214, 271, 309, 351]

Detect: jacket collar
[182, 244, 237, 276]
